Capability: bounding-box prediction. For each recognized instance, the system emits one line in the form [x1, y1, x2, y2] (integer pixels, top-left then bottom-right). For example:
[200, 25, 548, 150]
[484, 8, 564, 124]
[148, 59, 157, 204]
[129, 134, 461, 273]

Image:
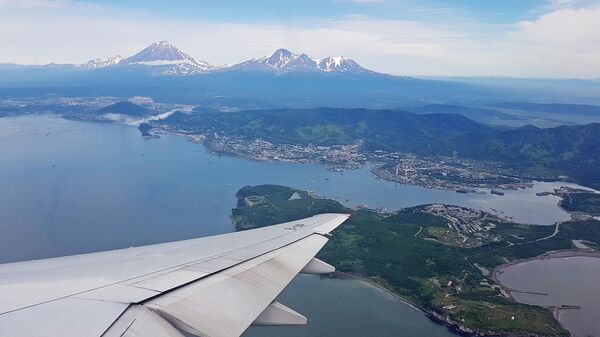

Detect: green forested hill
[436, 123, 600, 188]
[162, 107, 600, 188]
[163, 107, 487, 152]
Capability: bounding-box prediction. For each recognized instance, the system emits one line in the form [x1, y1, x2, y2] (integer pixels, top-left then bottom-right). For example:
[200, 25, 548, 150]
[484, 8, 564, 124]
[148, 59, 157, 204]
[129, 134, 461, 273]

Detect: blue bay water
[0, 115, 579, 262]
[0, 114, 586, 337]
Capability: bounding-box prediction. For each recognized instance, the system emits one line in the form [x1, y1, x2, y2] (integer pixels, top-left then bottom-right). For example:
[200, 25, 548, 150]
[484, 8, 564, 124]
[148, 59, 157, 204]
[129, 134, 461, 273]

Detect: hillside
[410, 104, 519, 125]
[161, 107, 600, 188]
[97, 101, 151, 116]
[231, 184, 350, 230]
[163, 107, 488, 152]
[436, 123, 600, 189]
[559, 191, 600, 217]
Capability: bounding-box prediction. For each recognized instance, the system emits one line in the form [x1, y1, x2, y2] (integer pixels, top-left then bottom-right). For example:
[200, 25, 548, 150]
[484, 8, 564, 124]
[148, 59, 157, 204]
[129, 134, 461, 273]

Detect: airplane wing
[0, 213, 350, 337]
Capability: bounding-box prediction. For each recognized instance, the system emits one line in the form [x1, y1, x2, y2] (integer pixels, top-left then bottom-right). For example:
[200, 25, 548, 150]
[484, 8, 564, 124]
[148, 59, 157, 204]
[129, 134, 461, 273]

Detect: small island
[231, 184, 600, 337]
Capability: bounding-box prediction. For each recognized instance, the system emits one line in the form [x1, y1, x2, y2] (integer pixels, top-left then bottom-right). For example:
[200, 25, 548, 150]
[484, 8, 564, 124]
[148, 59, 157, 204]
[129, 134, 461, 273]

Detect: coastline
[491, 249, 600, 285]
[332, 250, 600, 336]
[491, 249, 600, 331]
[330, 271, 549, 337]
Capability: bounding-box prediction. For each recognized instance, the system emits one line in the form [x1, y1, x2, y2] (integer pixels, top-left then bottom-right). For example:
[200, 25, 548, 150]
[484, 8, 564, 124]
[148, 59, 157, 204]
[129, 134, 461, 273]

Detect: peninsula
[231, 184, 600, 337]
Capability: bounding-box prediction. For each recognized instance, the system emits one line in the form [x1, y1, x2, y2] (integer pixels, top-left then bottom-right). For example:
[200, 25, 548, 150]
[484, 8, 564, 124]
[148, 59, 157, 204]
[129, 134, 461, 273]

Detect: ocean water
[0, 115, 580, 263]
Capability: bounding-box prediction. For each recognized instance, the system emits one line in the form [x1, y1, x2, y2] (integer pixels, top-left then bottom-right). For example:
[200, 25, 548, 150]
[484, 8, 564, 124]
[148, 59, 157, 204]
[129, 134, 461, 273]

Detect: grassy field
[231, 184, 349, 230]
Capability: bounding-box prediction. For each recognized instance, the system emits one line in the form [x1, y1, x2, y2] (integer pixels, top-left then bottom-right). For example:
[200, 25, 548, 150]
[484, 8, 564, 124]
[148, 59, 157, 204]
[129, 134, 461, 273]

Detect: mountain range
[2, 41, 600, 108]
[70, 41, 373, 76]
[229, 48, 371, 74]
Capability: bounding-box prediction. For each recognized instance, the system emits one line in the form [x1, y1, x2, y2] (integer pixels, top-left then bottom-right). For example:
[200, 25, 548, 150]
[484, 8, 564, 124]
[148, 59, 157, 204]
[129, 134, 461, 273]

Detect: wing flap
[105, 234, 329, 337]
[129, 269, 210, 292]
[252, 301, 307, 326]
[0, 213, 351, 337]
[102, 306, 185, 337]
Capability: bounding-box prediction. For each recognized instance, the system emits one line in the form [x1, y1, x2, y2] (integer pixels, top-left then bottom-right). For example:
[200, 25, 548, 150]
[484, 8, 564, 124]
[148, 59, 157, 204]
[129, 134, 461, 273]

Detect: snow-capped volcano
[229, 49, 371, 74]
[317, 56, 369, 73]
[286, 54, 319, 72]
[78, 55, 123, 70]
[123, 41, 196, 65]
[264, 48, 297, 68]
[74, 43, 375, 76]
[121, 41, 217, 75]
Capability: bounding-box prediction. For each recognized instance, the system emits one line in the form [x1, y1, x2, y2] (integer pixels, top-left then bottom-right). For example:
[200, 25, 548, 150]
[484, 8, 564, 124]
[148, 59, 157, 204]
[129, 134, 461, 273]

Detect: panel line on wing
[0, 214, 343, 316]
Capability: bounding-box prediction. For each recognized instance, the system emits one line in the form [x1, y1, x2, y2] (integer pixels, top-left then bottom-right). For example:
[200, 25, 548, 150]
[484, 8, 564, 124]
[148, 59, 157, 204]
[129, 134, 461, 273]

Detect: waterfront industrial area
[194, 133, 536, 194]
[147, 120, 539, 195]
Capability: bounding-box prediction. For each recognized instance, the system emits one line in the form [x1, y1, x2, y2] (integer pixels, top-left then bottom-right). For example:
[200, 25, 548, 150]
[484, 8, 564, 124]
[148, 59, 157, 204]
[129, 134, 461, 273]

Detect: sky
[1, 0, 599, 78]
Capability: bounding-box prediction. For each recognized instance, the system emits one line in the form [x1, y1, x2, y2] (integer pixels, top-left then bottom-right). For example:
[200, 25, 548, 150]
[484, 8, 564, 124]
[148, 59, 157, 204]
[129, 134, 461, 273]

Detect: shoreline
[331, 272, 531, 337]
[150, 119, 563, 194]
[491, 249, 600, 285]
[332, 250, 600, 337]
[491, 249, 600, 335]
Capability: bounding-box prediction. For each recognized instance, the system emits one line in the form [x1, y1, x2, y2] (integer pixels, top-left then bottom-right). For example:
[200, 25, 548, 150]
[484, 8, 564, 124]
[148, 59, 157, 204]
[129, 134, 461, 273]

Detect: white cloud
[0, 1, 599, 78]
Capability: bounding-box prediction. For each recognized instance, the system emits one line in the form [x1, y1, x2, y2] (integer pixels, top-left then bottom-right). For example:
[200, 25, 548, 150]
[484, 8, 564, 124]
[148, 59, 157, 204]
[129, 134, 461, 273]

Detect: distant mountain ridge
[11, 41, 376, 76]
[77, 55, 123, 70]
[118, 41, 218, 75]
[489, 102, 600, 116]
[230, 48, 372, 74]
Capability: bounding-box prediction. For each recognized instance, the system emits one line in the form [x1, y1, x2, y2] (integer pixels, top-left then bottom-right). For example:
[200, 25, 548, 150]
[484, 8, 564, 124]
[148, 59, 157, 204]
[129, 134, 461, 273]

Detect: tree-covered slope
[163, 107, 600, 188]
[436, 123, 600, 188]
[164, 107, 488, 152]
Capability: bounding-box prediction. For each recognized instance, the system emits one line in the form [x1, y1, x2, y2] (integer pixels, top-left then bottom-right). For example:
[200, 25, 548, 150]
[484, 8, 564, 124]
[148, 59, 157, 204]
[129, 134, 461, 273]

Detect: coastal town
[202, 134, 367, 171]
[371, 156, 532, 193]
[152, 120, 538, 194]
[187, 132, 535, 193]
[418, 204, 505, 248]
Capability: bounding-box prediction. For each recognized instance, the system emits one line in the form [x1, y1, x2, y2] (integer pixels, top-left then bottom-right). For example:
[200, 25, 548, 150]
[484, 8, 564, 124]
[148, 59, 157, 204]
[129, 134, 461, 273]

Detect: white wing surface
[0, 213, 350, 337]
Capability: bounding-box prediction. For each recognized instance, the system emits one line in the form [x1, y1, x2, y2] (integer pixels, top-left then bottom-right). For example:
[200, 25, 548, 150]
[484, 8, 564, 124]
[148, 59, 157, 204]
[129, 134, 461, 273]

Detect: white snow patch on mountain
[230, 49, 371, 74]
[121, 41, 218, 75]
[75, 42, 375, 76]
[78, 55, 123, 70]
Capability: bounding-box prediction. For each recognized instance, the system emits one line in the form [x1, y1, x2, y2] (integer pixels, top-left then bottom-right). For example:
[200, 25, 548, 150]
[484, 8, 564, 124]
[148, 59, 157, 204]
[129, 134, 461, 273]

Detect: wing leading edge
[0, 213, 350, 337]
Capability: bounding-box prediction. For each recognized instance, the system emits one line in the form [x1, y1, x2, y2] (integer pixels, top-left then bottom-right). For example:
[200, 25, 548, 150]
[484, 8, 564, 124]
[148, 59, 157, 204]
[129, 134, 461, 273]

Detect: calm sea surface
[0, 115, 591, 337]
